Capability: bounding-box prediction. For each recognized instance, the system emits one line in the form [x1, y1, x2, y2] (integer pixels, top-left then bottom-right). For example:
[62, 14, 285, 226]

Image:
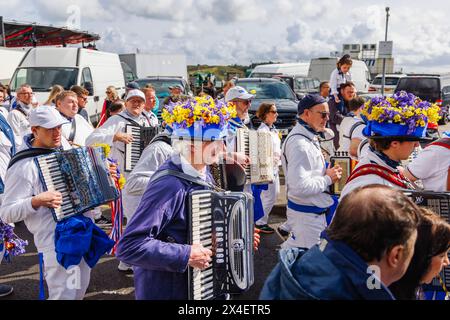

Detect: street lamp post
[381, 7, 390, 96]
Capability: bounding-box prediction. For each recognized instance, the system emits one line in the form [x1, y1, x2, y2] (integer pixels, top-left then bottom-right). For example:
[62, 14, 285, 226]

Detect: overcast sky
[2, 0, 449, 73]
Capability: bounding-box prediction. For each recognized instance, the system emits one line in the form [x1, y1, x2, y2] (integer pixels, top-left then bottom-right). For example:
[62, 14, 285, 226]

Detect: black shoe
[0, 284, 13, 298]
[95, 215, 112, 226]
[276, 226, 290, 241]
[256, 224, 275, 234]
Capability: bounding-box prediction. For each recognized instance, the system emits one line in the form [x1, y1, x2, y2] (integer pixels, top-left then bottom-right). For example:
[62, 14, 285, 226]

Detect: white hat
[126, 89, 146, 102]
[225, 86, 254, 103]
[29, 105, 70, 129]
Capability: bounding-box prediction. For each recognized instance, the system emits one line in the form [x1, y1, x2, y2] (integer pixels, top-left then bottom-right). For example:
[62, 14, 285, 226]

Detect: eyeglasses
[106, 91, 112, 94]
[19, 92, 34, 96]
[79, 97, 88, 101]
[314, 111, 330, 119]
[269, 110, 278, 114]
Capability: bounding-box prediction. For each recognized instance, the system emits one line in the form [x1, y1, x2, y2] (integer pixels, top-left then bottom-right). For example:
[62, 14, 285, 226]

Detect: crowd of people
[0, 53, 449, 301]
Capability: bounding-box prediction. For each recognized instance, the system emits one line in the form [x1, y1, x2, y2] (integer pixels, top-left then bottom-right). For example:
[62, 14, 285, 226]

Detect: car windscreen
[250, 72, 282, 78]
[236, 81, 296, 100]
[395, 78, 440, 101]
[135, 79, 184, 98]
[10, 67, 78, 92]
[372, 77, 402, 86]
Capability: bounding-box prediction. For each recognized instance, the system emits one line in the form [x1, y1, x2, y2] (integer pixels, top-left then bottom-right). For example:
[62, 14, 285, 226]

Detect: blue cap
[126, 81, 140, 90]
[298, 94, 327, 114]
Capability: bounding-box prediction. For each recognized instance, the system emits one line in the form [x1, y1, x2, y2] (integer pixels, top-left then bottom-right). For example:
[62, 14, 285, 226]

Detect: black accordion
[188, 190, 254, 300]
[404, 190, 450, 292]
[35, 147, 119, 222]
[124, 124, 159, 172]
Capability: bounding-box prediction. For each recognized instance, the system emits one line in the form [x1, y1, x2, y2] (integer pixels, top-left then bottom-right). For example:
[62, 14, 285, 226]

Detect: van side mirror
[84, 82, 94, 96]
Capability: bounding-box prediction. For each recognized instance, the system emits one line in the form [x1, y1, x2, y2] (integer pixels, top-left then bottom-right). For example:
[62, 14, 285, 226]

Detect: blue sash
[287, 199, 328, 214]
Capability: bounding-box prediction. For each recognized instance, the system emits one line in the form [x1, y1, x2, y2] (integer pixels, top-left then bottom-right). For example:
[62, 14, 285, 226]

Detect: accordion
[330, 151, 357, 195]
[236, 128, 274, 185]
[404, 190, 450, 292]
[35, 147, 119, 222]
[209, 163, 247, 192]
[188, 190, 254, 300]
[124, 124, 159, 172]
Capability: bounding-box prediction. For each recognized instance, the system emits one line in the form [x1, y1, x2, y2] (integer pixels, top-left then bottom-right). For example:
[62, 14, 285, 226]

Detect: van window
[295, 78, 307, 90]
[10, 67, 78, 92]
[395, 78, 440, 102]
[81, 68, 93, 93]
[442, 86, 450, 95]
[372, 77, 402, 86]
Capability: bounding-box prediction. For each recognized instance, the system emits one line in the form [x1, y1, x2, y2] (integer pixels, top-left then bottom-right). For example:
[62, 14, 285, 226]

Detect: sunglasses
[314, 111, 330, 119]
[269, 110, 278, 114]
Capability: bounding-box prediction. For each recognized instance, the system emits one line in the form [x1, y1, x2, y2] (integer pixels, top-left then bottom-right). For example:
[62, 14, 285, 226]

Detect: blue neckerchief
[297, 118, 325, 139]
[369, 146, 401, 169]
[338, 68, 344, 76]
[0, 113, 16, 156]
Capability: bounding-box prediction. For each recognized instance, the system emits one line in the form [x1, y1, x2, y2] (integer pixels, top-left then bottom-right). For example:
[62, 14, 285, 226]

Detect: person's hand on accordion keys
[107, 162, 118, 179]
[31, 191, 63, 210]
[189, 243, 213, 270]
[223, 151, 250, 171]
[113, 132, 134, 144]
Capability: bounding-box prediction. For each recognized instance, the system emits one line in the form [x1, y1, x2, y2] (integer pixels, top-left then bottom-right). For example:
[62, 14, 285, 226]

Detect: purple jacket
[116, 155, 211, 300]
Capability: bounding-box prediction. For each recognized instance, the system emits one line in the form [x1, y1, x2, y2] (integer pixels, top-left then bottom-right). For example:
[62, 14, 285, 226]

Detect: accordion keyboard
[36, 154, 75, 220]
[125, 125, 158, 172]
[189, 190, 254, 300]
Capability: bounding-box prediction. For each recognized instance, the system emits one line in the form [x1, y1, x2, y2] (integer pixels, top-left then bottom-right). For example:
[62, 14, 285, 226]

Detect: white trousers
[281, 207, 327, 249]
[42, 250, 91, 300]
[256, 173, 280, 226]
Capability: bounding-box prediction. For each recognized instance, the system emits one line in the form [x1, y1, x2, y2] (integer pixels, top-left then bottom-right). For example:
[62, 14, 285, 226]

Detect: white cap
[225, 86, 254, 103]
[126, 89, 146, 102]
[29, 105, 70, 129]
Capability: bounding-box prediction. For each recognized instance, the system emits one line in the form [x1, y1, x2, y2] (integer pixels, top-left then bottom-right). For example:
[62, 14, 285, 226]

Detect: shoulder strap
[117, 114, 142, 127]
[347, 163, 409, 189]
[344, 121, 365, 139]
[282, 133, 315, 168]
[8, 148, 55, 169]
[358, 139, 369, 156]
[150, 169, 213, 189]
[150, 134, 172, 146]
[68, 118, 77, 142]
[428, 138, 450, 150]
[14, 107, 28, 118]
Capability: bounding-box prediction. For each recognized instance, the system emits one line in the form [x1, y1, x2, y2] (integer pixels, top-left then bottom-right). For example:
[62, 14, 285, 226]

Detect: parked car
[273, 75, 321, 99]
[394, 74, 450, 125]
[368, 73, 406, 94]
[234, 78, 299, 138]
[134, 77, 192, 100]
[249, 62, 310, 78]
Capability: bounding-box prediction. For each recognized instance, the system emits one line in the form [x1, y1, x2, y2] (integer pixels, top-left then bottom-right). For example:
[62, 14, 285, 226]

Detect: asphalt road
[0, 205, 287, 300]
[1, 122, 448, 300]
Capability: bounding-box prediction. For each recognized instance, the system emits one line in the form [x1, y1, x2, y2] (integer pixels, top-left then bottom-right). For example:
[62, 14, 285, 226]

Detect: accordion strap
[8, 148, 56, 169]
[117, 114, 143, 128]
[150, 169, 215, 190]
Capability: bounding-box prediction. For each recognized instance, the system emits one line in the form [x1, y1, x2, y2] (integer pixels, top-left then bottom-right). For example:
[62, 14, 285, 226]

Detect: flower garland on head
[162, 96, 237, 129]
[91, 143, 125, 255]
[0, 220, 28, 262]
[361, 91, 441, 134]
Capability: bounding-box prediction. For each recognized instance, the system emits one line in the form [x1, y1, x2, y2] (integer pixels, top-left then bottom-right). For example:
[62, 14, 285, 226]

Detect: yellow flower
[91, 143, 111, 158]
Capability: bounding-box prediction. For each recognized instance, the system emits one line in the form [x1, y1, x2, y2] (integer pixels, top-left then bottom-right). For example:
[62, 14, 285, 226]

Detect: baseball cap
[29, 105, 70, 129]
[126, 89, 146, 102]
[298, 94, 327, 114]
[126, 81, 140, 90]
[225, 86, 254, 103]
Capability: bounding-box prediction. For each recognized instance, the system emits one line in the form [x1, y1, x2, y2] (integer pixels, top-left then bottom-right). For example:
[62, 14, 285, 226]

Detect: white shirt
[0, 136, 81, 254]
[85, 110, 157, 179]
[407, 141, 450, 192]
[338, 114, 366, 160]
[0, 107, 9, 119]
[7, 103, 31, 148]
[282, 123, 333, 208]
[257, 122, 281, 173]
[61, 114, 94, 147]
[329, 68, 352, 96]
[123, 136, 174, 219]
[340, 148, 403, 199]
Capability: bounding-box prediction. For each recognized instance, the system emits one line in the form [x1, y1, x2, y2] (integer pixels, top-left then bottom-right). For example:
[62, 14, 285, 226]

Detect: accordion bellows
[236, 129, 274, 185]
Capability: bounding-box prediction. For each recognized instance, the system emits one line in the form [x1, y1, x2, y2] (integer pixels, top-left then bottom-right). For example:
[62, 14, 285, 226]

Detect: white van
[9, 47, 125, 124]
[249, 62, 310, 78]
[308, 57, 372, 94]
[0, 48, 26, 85]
